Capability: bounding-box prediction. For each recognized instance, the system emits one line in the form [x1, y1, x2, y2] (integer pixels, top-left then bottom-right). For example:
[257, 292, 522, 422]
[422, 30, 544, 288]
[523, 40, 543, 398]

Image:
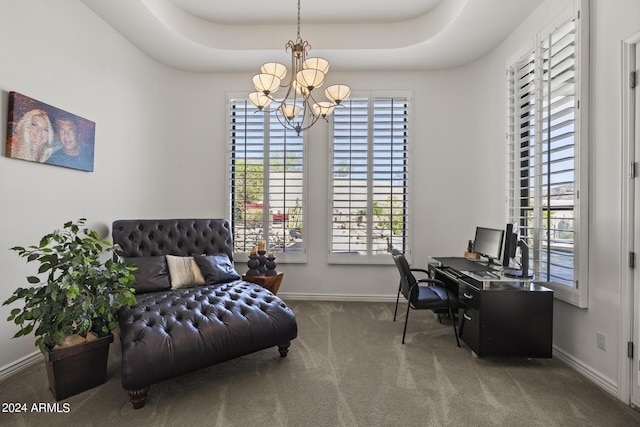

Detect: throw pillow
[125, 256, 171, 294]
[194, 254, 241, 284]
[166, 255, 205, 289]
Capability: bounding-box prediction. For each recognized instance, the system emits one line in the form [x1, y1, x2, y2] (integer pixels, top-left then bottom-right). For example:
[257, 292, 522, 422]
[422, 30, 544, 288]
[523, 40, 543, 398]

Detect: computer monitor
[501, 223, 533, 278]
[502, 223, 518, 267]
[473, 226, 504, 265]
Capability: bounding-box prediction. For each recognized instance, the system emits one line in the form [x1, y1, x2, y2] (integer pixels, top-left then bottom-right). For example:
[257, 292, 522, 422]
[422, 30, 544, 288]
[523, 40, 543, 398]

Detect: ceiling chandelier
[248, 0, 351, 135]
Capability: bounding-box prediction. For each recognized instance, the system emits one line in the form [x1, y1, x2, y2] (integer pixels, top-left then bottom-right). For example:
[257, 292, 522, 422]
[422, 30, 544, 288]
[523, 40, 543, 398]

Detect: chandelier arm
[297, 111, 322, 132]
[274, 109, 292, 128]
[274, 104, 321, 133]
[305, 94, 321, 119]
[274, 109, 303, 135]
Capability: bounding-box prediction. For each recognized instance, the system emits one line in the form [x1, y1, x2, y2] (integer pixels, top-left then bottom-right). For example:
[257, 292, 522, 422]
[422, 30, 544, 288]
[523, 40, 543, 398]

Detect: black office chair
[391, 250, 460, 346]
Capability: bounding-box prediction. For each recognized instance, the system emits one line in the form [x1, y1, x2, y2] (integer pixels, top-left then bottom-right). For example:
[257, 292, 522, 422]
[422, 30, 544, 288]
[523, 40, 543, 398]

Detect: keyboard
[441, 267, 464, 279]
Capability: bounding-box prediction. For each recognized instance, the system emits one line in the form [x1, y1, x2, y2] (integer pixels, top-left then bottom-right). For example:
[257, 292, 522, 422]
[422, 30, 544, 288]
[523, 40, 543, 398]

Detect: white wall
[2, 0, 639, 404]
[0, 0, 191, 368]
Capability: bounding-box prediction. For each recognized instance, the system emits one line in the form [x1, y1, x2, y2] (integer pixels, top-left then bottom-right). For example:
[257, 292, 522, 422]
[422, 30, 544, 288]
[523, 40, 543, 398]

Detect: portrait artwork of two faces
[6, 92, 95, 172]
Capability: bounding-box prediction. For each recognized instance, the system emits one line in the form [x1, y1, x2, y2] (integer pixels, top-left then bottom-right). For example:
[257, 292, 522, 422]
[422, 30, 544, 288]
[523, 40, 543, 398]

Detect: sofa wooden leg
[278, 342, 291, 357]
[128, 387, 150, 409]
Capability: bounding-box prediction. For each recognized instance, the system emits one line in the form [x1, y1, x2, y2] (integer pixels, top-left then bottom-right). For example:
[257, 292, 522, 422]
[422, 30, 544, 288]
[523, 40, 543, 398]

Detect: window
[329, 92, 411, 264]
[506, 0, 588, 307]
[228, 98, 305, 262]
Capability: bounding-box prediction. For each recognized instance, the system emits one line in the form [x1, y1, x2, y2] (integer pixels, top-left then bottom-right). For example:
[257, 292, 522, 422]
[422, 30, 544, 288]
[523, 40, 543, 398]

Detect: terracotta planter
[43, 334, 113, 400]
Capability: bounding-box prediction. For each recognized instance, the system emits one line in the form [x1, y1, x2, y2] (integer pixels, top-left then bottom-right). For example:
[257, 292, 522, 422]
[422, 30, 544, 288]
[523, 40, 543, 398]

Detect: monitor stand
[477, 256, 497, 268]
[505, 240, 532, 278]
[504, 270, 532, 279]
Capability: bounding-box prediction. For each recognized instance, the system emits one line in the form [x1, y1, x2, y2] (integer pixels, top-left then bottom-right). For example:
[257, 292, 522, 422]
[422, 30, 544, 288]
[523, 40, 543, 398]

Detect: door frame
[621, 31, 640, 407]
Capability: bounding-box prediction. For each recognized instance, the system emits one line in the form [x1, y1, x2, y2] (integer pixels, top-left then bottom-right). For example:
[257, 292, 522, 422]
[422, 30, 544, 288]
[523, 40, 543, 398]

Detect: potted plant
[3, 218, 136, 400]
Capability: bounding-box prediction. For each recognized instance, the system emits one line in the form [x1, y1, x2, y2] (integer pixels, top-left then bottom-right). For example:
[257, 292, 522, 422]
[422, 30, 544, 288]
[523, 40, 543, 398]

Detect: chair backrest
[112, 218, 234, 260]
[391, 251, 418, 302]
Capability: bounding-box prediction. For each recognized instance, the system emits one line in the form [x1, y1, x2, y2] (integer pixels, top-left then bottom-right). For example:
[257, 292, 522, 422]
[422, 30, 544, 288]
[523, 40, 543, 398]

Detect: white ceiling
[81, 0, 544, 72]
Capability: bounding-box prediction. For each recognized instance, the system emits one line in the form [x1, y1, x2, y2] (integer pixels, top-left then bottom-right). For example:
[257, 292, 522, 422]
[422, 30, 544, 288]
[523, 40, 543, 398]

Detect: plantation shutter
[230, 100, 265, 252]
[371, 98, 409, 254]
[536, 19, 577, 284]
[229, 99, 305, 259]
[506, 1, 588, 308]
[330, 98, 369, 254]
[330, 94, 410, 260]
[267, 112, 305, 254]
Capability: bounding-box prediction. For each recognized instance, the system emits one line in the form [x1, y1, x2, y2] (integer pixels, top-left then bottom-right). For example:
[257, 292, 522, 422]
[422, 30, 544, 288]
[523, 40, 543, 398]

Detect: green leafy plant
[3, 219, 136, 352]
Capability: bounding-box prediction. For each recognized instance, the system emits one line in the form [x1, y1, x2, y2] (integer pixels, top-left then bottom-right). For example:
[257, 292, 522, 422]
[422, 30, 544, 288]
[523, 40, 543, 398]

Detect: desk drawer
[459, 280, 480, 310]
[458, 306, 480, 354]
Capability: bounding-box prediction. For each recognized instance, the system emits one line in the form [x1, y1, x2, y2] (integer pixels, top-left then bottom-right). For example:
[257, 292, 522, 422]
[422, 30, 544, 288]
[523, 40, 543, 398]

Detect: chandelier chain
[296, 0, 301, 40]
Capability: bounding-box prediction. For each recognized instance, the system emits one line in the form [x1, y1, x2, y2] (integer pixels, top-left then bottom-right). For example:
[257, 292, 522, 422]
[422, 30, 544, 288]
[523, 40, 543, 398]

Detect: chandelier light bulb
[248, 92, 273, 110]
[280, 103, 301, 120]
[253, 73, 281, 95]
[325, 84, 351, 104]
[260, 62, 288, 80]
[296, 69, 325, 91]
[294, 81, 309, 96]
[313, 101, 335, 118]
[303, 57, 330, 74]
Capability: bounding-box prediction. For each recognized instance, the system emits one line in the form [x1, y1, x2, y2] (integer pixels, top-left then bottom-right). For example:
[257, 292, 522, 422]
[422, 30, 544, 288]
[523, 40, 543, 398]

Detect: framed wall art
[6, 92, 95, 172]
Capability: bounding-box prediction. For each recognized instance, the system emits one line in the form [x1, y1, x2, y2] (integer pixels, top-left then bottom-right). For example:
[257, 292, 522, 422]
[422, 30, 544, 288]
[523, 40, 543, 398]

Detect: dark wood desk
[430, 261, 553, 358]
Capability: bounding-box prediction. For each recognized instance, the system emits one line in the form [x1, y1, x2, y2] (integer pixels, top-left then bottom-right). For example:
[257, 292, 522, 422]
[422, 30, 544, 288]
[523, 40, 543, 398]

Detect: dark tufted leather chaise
[112, 219, 297, 409]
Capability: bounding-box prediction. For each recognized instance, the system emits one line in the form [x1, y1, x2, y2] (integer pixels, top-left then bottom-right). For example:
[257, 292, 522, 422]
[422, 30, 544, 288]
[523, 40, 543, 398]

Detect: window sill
[328, 254, 397, 265]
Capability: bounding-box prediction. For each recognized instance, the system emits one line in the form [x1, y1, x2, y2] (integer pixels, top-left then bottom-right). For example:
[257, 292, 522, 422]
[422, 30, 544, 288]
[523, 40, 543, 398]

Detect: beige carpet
[2, 300, 640, 426]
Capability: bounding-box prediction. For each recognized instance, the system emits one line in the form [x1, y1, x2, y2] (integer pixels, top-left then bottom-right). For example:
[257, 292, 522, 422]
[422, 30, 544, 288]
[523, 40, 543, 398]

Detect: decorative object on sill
[246, 248, 261, 276]
[265, 255, 278, 276]
[247, 0, 351, 135]
[258, 250, 268, 275]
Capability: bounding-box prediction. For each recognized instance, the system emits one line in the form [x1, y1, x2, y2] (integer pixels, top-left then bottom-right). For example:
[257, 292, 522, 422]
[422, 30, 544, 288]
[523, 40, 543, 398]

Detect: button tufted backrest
[112, 219, 234, 261]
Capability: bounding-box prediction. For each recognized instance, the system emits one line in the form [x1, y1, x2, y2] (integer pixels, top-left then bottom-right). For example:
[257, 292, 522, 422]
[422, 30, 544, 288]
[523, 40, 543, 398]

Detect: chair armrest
[416, 278, 446, 288]
[410, 267, 430, 276]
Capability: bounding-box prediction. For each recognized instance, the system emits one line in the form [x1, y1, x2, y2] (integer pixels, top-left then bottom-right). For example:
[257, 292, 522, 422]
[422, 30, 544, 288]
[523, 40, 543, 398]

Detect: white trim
[0, 350, 42, 382]
[553, 346, 619, 398]
[621, 30, 640, 408]
[327, 253, 396, 265]
[279, 292, 397, 303]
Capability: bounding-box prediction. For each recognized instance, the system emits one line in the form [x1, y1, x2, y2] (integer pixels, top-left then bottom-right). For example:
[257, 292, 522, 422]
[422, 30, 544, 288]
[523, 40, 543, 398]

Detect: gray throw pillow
[125, 256, 171, 294]
[194, 254, 241, 284]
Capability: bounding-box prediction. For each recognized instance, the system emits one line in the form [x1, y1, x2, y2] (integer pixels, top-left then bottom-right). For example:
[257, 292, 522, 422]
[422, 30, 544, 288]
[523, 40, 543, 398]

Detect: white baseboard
[278, 292, 397, 303]
[553, 345, 619, 398]
[0, 350, 42, 382]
